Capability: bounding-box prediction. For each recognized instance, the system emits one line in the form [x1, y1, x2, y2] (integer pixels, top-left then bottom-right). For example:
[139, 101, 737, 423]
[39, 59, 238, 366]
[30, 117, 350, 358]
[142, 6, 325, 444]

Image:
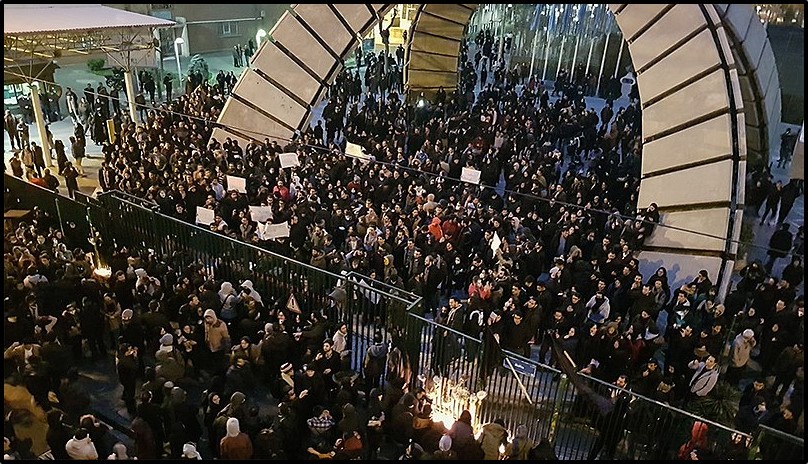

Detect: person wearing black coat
[45, 409, 74, 461]
[116, 343, 140, 414]
[765, 223, 793, 274]
[587, 374, 632, 460]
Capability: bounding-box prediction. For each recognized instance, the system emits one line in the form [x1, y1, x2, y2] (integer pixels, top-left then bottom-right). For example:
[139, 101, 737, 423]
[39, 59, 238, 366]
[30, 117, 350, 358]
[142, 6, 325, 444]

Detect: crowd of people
[4, 30, 804, 460]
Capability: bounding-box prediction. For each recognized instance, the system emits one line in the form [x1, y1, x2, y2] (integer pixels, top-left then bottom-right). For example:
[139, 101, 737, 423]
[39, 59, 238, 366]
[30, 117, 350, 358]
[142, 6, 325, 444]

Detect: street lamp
[174, 37, 184, 81]
[256, 29, 267, 48]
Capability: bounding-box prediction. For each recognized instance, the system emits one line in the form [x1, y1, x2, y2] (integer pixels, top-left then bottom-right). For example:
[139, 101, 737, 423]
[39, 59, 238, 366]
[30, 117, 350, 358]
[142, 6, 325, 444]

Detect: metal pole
[570, 34, 581, 80]
[541, 27, 551, 81]
[29, 82, 52, 168]
[613, 38, 624, 79]
[498, 5, 506, 65]
[585, 37, 595, 77]
[595, 32, 611, 97]
[555, 35, 566, 81]
[529, 29, 539, 80]
[174, 41, 183, 82]
[123, 69, 138, 124]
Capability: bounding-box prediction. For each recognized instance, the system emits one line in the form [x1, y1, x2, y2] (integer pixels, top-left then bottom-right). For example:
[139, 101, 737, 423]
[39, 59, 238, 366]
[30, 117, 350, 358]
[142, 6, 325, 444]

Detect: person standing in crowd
[69, 135, 87, 177]
[687, 354, 719, 398]
[766, 223, 793, 274]
[61, 161, 80, 198]
[5, 109, 20, 149]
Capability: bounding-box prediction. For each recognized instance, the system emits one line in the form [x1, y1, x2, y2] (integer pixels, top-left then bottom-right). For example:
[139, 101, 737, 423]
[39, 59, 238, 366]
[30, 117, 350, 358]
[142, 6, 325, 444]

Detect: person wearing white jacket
[65, 428, 98, 460]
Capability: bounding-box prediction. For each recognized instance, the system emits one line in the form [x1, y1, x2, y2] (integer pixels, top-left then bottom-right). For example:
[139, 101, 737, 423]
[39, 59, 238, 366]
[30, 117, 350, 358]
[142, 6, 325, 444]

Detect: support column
[541, 28, 551, 81]
[29, 82, 51, 168]
[529, 29, 539, 80]
[595, 33, 611, 97]
[613, 39, 624, 79]
[570, 34, 581, 79]
[123, 69, 139, 124]
[555, 35, 566, 80]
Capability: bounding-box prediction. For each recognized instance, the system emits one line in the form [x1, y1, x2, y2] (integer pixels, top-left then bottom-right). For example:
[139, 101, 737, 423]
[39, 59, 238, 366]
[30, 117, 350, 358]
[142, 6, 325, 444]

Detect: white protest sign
[279, 152, 300, 169]
[461, 167, 481, 185]
[491, 231, 502, 258]
[345, 142, 372, 163]
[226, 175, 247, 193]
[196, 207, 215, 226]
[249, 206, 273, 223]
[265, 221, 290, 239]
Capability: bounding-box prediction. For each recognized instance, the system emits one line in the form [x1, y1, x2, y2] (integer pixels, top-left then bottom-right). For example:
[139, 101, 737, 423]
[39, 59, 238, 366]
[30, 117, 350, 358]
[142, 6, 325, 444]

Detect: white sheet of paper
[345, 142, 373, 164]
[461, 167, 481, 185]
[196, 207, 215, 226]
[226, 175, 247, 193]
[249, 206, 273, 223]
[345, 142, 365, 158]
[265, 222, 290, 239]
[491, 231, 502, 257]
[279, 152, 300, 168]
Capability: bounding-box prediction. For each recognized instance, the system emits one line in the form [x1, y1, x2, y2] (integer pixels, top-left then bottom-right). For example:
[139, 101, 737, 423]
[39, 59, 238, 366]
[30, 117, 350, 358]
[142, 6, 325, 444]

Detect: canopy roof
[5, 4, 175, 76]
[4, 4, 175, 35]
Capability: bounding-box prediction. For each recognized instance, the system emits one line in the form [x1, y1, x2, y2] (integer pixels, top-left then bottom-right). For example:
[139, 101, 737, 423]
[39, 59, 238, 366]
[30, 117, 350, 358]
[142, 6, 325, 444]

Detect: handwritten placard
[461, 167, 481, 185]
[226, 175, 247, 193]
[196, 207, 215, 226]
[279, 152, 300, 169]
[249, 206, 273, 223]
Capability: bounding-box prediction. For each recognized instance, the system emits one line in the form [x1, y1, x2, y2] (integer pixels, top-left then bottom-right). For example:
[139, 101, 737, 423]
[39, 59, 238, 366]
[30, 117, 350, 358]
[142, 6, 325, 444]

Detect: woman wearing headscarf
[448, 410, 481, 460]
[504, 424, 534, 460]
[478, 417, 509, 460]
[107, 442, 134, 460]
[239, 279, 263, 306]
[218, 282, 240, 323]
[219, 417, 253, 460]
[180, 442, 203, 460]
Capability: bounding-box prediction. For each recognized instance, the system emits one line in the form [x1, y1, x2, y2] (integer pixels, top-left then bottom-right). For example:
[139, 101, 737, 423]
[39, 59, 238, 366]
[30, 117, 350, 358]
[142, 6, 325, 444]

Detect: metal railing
[4, 174, 803, 460]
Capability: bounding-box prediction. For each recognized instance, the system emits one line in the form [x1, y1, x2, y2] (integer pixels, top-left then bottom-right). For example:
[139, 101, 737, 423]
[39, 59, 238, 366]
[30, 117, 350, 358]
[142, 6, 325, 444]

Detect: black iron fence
[4, 174, 803, 460]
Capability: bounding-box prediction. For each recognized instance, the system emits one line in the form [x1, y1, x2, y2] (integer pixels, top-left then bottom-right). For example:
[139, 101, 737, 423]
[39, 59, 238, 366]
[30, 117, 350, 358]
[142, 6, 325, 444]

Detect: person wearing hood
[428, 216, 444, 241]
[239, 279, 263, 305]
[433, 434, 459, 460]
[204, 308, 231, 373]
[219, 417, 253, 460]
[168, 386, 202, 455]
[504, 424, 534, 460]
[448, 409, 480, 459]
[677, 421, 709, 460]
[65, 428, 98, 460]
[212, 392, 247, 458]
[107, 442, 134, 460]
[219, 282, 241, 323]
[363, 332, 388, 392]
[478, 417, 509, 460]
[180, 442, 202, 460]
[155, 334, 186, 384]
[337, 402, 361, 436]
[725, 329, 757, 386]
